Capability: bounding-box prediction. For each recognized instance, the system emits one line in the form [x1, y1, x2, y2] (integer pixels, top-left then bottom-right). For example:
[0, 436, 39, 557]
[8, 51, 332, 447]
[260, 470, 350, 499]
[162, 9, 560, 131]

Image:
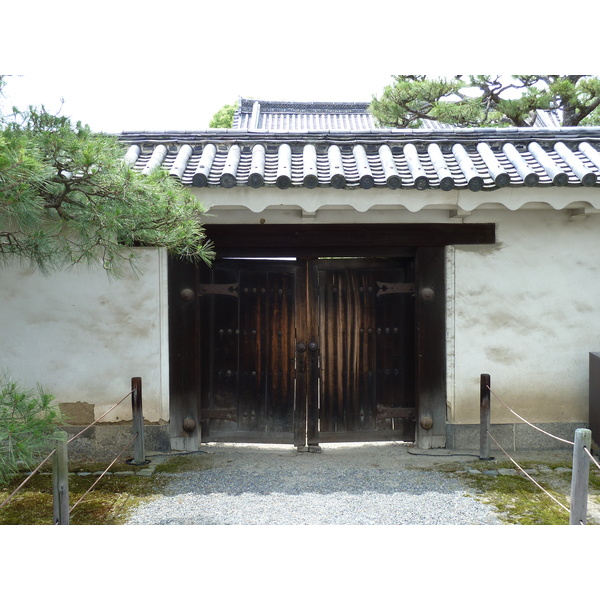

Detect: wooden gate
[196, 257, 416, 445]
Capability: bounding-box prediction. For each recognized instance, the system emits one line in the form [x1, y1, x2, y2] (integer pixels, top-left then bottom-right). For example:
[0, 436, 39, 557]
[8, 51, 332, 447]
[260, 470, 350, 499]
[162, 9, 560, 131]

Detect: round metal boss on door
[180, 288, 195, 301]
[420, 287, 435, 301]
[420, 416, 433, 430]
[183, 418, 196, 432]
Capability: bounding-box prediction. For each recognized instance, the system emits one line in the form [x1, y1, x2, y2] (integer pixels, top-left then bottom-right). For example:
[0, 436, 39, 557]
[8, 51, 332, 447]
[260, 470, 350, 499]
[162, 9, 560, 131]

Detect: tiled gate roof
[120, 128, 600, 192]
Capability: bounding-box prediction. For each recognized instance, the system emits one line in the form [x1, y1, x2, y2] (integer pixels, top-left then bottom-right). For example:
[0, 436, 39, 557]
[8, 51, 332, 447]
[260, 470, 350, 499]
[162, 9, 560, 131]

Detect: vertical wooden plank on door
[202, 263, 241, 437]
[318, 265, 338, 434]
[268, 267, 296, 433]
[374, 266, 393, 432]
[359, 270, 376, 432]
[306, 259, 320, 445]
[394, 261, 416, 437]
[347, 270, 362, 433]
[372, 262, 414, 434]
[238, 269, 265, 434]
[294, 259, 309, 447]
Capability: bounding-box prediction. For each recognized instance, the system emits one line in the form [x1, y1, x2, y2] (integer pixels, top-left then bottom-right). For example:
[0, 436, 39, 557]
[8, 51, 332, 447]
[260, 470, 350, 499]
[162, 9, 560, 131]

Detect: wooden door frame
[169, 223, 495, 450]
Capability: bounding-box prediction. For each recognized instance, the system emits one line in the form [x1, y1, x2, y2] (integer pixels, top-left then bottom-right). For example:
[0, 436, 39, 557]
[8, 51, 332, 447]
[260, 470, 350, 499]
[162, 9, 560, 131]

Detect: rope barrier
[68, 390, 133, 444]
[486, 429, 570, 514]
[2, 388, 135, 515]
[69, 432, 138, 515]
[584, 446, 600, 471]
[487, 385, 574, 446]
[0, 448, 56, 510]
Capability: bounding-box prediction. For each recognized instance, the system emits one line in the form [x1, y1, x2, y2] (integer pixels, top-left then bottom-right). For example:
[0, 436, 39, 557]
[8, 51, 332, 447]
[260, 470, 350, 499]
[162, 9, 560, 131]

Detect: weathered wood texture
[570, 428, 592, 525]
[308, 259, 416, 443]
[168, 257, 201, 450]
[131, 377, 146, 465]
[415, 247, 447, 448]
[52, 432, 69, 525]
[480, 374, 491, 460]
[204, 224, 495, 258]
[198, 260, 297, 443]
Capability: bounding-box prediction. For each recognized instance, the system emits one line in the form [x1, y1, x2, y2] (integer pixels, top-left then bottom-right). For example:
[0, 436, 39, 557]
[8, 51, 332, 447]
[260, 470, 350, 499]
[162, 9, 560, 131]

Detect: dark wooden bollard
[480, 374, 491, 460]
[53, 431, 69, 525]
[131, 377, 146, 465]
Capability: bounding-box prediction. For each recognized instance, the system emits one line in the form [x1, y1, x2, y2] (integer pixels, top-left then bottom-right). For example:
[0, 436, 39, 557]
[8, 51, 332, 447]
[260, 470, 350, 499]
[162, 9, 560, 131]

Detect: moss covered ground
[0, 454, 212, 525]
[1, 452, 599, 525]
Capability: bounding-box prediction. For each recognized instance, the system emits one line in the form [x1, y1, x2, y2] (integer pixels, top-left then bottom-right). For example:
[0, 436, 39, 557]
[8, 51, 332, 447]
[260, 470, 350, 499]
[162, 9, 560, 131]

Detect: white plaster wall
[451, 209, 600, 426]
[0, 248, 169, 423]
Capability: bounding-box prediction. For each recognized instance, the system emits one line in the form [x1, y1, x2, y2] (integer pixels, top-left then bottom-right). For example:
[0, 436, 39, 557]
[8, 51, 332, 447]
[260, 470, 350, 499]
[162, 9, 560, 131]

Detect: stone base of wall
[62, 423, 171, 460]
[60, 421, 590, 458]
[446, 422, 588, 452]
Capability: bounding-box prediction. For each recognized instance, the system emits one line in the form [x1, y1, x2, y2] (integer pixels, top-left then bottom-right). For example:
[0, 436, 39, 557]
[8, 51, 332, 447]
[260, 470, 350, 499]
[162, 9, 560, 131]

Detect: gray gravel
[125, 442, 501, 525]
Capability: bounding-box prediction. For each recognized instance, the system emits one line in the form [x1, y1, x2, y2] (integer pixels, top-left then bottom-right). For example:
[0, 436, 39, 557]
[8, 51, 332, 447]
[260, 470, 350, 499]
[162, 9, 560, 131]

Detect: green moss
[0, 453, 212, 525]
[462, 472, 570, 525]
[153, 453, 214, 474]
[454, 459, 581, 525]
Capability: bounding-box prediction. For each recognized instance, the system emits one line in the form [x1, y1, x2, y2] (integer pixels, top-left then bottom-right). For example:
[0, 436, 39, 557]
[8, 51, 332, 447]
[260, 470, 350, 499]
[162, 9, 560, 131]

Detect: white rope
[584, 446, 600, 471]
[69, 433, 138, 514]
[486, 430, 570, 514]
[0, 449, 56, 510]
[68, 390, 133, 444]
[487, 385, 574, 446]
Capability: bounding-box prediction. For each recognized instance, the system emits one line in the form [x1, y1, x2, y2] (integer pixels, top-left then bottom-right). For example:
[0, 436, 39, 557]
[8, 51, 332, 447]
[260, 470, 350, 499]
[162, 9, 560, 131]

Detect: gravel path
[126, 442, 500, 525]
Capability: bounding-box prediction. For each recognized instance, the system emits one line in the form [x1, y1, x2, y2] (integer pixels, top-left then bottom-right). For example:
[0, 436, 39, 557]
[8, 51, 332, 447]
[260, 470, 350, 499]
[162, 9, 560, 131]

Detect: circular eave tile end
[414, 176, 429, 190]
[360, 175, 375, 189]
[276, 176, 292, 189]
[553, 173, 569, 186]
[581, 173, 597, 187]
[468, 176, 484, 192]
[524, 173, 539, 187]
[303, 174, 319, 189]
[249, 173, 265, 188]
[439, 177, 454, 191]
[220, 173, 237, 188]
[192, 173, 208, 187]
[331, 174, 346, 189]
[386, 175, 401, 189]
[495, 173, 511, 188]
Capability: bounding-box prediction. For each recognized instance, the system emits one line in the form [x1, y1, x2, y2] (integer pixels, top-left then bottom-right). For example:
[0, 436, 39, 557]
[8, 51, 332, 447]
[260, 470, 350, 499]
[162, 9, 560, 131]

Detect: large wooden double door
[196, 257, 416, 446]
[169, 224, 494, 450]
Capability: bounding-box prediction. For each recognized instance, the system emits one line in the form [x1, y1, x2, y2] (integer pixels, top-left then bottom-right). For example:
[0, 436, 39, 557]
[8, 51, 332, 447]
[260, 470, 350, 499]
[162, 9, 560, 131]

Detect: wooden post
[131, 377, 146, 465]
[570, 428, 591, 525]
[52, 431, 69, 525]
[480, 374, 491, 460]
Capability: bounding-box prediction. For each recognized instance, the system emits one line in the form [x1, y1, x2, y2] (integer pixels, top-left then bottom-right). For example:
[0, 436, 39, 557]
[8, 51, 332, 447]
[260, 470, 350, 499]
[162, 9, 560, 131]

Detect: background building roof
[231, 97, 563, 132]
[233, 98, 377, 131]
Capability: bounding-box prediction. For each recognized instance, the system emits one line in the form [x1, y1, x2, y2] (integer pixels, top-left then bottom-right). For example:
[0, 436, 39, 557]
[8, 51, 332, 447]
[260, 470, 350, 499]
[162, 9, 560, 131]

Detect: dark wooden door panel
[199, 260, 297, 442]
[309, 259, 416, 443]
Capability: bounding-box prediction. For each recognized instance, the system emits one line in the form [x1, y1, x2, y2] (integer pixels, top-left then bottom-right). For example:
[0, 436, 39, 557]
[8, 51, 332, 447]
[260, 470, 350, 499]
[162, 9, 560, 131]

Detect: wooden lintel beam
[204, 223, 495, 258]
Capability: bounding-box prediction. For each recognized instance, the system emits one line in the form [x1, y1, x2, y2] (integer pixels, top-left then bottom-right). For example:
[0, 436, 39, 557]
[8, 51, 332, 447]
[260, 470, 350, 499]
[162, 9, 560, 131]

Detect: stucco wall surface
[450, 209, 600, 426]
[0, 248, 169, 424]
